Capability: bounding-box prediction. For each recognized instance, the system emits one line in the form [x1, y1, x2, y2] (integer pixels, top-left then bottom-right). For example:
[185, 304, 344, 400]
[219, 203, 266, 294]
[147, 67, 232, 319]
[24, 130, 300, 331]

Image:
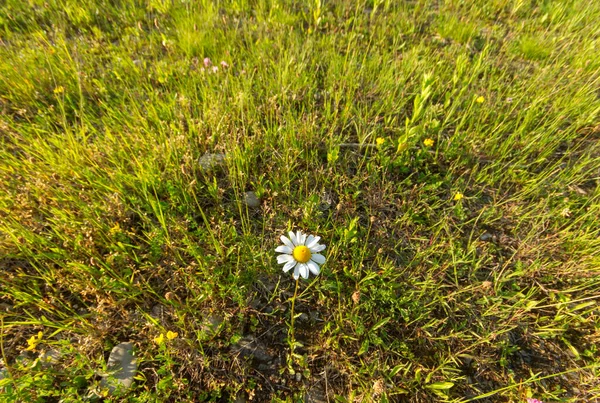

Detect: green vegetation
[1, 0, 599, 401]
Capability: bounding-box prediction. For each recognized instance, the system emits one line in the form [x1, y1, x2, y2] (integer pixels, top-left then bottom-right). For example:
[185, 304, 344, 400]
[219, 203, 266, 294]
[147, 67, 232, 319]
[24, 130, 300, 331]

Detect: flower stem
[289, 278, 299, 344]
[287, 278, 301, 374]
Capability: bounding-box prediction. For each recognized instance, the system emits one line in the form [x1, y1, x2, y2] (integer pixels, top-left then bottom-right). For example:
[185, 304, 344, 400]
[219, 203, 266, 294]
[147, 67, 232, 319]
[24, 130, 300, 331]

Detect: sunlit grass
[1, 0, 599, 401]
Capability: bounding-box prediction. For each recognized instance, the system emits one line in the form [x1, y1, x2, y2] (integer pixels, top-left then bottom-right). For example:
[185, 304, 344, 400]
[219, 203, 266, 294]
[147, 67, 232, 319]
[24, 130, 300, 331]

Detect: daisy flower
[276, 230, 326, 280]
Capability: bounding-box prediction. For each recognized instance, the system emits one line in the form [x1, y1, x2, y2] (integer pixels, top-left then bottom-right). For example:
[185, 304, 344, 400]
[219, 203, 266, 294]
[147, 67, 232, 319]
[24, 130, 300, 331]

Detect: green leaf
[371, 317, 391, 332]
[389, 364, 407, 377]
[425, 381, 454, 390]
[573, 301, 595, 311]
[358, 339, 370, 356]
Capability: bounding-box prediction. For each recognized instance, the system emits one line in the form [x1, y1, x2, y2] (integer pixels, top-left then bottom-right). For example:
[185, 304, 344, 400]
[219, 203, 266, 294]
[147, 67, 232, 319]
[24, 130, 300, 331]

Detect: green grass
[1, 0, 600, 401]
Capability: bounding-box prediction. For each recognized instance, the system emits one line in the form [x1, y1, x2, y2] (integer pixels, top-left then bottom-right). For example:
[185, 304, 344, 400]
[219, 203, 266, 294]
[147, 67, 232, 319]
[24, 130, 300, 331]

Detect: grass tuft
[1, 0, 599, 401]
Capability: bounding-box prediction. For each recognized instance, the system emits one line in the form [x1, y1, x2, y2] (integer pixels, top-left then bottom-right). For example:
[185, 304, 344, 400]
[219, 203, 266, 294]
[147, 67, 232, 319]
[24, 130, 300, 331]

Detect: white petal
[283, 260, 296, 272]
[275, 245, 292, 254]
[280, 235, 294, 249]
[289, 231, 298, 245]
[277, 254, 294, 264]
[299, 264, 309, 279]
[309, 244, 326, 253]
[310, 253, 326, 264]
[293, 263, 301, 280]
[306, 235, 320, 248]
[307, 261, 320, 276]
[296, 230, 306, 245]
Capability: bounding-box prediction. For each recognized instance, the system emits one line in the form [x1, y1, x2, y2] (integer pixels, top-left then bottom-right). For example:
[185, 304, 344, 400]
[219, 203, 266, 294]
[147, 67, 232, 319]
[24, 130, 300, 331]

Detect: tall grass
[1, 0, 599, 401]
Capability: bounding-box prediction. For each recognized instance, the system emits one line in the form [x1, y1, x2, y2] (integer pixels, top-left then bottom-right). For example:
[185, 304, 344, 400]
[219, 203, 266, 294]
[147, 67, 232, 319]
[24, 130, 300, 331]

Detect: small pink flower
[220, 61, 229, 68]
[526, 399, 544, 403]
[211, 66, 219, 73]
[203, 57, 212, 67]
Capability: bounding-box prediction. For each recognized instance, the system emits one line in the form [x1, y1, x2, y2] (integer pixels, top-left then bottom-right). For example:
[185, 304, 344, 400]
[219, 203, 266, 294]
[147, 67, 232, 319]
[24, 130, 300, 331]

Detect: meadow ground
[1, 0, 600, 402]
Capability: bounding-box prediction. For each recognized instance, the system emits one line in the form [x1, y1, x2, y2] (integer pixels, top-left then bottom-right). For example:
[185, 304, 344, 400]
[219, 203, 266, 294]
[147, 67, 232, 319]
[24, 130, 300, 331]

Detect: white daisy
[275, 230, 326, 280]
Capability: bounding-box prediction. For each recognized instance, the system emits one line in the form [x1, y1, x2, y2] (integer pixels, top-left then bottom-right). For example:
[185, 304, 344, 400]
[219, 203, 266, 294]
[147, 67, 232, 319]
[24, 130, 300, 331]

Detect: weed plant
[1, 0, 599, 401]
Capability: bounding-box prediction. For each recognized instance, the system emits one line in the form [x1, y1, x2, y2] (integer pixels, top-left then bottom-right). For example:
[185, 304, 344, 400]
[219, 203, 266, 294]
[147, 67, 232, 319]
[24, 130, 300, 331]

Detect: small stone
[479, 232, 493, 242]
[38, 349, 62, 368]
[275, 302, 287, 313]
[250, 298, 261, 309]
[257, 276, 277, 293]
[295, 372, 302, 382]
[297, 313, 309, 323]
[201, 315, 223, 335]
[100, 342, 137, 395]
[151, 304, 164, 319]
[198, 153, 226, 172]
[304, 385, 328, 403]
[232, 335, 273, 363]
[243, 191, 260, 208]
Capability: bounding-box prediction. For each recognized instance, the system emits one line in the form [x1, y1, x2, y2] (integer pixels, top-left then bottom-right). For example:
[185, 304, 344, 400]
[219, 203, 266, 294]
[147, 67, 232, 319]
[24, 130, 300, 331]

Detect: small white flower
[276, 230, 326, 280]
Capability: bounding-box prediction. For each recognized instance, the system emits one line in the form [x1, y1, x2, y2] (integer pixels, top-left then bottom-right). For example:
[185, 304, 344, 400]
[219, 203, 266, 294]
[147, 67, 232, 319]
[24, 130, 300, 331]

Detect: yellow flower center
[293, 245, 312, 263]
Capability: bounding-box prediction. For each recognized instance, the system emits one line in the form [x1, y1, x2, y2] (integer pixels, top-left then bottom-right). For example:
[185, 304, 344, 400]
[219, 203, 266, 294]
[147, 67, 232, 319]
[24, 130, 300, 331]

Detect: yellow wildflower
[154, 333, 165, 344]
[476, 96, 485, 103]
[109, 223, 121, 235]
[453, 192, 464, 201]
[375, 137, 385, 146]
[53, 86, 65, 94]
[25, 331, 43, 351]
[423, 138, 434, 147]
[166, 331, 178, 340]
